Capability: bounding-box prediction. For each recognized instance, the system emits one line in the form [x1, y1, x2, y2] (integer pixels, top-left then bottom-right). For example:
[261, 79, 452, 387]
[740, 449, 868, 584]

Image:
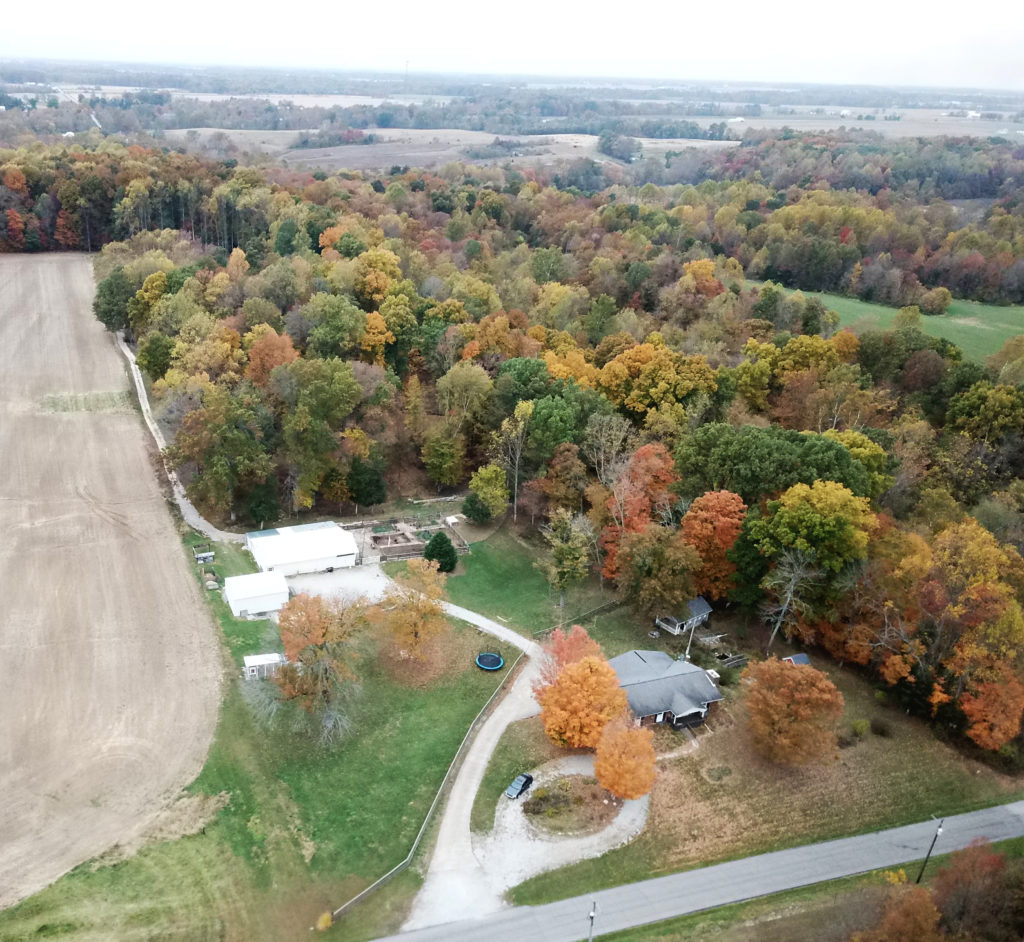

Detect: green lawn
[470, 718, 565, 833]
[0, 535, 517, 942]
[442, 527, 618, 636]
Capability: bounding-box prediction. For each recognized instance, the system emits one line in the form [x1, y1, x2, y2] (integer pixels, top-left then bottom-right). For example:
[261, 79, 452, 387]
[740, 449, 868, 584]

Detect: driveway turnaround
[379, 800, 1024, 941]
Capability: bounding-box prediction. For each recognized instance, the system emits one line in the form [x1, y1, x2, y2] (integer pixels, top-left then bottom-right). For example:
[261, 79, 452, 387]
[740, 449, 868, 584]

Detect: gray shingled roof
[687, 596, 713, 620]
[608, 649, 724, 719]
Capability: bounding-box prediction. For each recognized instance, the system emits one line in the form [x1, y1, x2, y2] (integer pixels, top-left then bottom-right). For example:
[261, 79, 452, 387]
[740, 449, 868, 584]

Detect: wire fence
[330, 649, 528, 921]
[531, 598, 624, 639]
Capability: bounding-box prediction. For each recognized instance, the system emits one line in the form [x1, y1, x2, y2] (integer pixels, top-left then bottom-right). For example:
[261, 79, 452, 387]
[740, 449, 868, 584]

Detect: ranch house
[609, 649, 724, 729]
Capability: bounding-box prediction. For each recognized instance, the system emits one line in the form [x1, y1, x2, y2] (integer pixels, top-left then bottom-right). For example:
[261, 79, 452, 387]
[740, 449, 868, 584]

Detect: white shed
[224, 571, 289, 617]
[246, 522, 358, 576]
[243, 652, 286, 679]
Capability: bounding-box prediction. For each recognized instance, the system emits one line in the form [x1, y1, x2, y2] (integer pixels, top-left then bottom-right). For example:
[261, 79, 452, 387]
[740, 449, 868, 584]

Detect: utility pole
[587, 899, 597, 942]
[916, 818, 944, 884]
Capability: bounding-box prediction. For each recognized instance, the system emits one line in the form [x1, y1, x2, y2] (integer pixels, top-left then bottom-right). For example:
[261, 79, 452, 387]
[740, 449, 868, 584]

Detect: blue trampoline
[476, 652, 505, 671]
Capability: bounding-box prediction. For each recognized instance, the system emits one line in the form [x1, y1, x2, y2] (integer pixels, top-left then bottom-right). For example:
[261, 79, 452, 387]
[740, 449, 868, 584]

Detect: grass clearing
[510, 655, 1024, 906]
[763, 286, 1024, 361]
[0, 535, 516, 942]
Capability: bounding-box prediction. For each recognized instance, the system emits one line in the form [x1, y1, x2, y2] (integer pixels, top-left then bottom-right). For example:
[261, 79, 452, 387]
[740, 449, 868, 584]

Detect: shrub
[874, 689, 888, 705]
[852, 718, 870, 739]
[870, 718, 894, 738]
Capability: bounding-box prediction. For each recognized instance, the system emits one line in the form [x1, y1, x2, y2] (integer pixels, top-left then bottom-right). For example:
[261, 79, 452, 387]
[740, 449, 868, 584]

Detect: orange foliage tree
[532, 624, 603, 697]
[245, 328, 299, 387]
[369, 558, 449, 661]
[853, 885, 945, 942]
[959, 669, 1024, 752]
[538, 656, 629, 748]
[742, 659, 844, 765]
[681, 489, 747, 600]
[594, 717, 657, 799]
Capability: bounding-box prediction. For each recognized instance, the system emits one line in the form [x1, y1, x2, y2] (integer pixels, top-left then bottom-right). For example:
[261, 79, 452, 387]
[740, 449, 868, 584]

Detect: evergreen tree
[423, 531, 458, 573]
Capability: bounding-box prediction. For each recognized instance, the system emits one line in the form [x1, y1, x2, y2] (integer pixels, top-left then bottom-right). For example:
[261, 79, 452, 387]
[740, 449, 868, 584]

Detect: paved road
[379, 800, 1024, 941]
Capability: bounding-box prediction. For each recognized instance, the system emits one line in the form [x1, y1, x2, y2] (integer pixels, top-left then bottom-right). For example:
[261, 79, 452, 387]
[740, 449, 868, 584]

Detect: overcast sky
[4, 0, 1023, 91]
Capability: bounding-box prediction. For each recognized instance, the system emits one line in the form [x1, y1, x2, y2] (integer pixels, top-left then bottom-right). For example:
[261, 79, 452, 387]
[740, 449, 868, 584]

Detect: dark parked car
[505, 773, 533, 799]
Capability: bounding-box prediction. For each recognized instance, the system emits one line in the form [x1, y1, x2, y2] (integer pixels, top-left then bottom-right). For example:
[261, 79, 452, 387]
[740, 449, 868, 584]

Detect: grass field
[767, 286, 1024, 361]
[510, 654, 1024, 906]
[0, 536, 517, 942]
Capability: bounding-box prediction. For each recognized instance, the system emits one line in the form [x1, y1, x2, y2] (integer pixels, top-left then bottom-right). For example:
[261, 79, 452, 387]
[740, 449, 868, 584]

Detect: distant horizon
[3, 56, 1024, 99]
[3, 0, 1023, 94]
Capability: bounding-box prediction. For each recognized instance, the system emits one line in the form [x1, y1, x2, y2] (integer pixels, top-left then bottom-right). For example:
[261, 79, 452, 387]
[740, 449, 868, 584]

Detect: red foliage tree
[53, 209, 79, 249]
[601, 442, 678, 580]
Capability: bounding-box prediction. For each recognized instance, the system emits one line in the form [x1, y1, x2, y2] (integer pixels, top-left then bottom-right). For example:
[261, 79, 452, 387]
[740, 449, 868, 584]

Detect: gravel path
[403, 619, 651, 932]
[115, 333, 244, 544]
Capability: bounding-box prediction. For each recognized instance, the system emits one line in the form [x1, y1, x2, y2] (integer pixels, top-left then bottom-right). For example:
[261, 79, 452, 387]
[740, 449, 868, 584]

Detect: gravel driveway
[287, 563, 393, 602]
[475, 753, 650, 894]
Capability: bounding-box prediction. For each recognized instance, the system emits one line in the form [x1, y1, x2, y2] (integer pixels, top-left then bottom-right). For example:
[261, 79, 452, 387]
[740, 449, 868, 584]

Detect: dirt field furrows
[0, 254, 221, 908]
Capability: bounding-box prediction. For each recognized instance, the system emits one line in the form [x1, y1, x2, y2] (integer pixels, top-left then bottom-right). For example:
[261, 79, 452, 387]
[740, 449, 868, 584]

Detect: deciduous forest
[3, 130, 1024, 764]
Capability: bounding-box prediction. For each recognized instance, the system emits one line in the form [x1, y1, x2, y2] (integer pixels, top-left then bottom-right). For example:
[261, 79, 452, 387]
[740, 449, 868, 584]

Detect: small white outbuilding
[224, 570, 289, 617]
[243, 652, 286, 679]
[246, 521, 358, 576]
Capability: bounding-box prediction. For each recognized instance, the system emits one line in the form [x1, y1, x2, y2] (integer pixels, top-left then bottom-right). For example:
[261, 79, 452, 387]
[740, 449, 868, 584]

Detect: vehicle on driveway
[505, 773, 533, 799]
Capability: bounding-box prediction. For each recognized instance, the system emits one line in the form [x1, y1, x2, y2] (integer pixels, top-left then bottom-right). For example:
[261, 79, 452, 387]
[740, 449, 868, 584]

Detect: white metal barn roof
[224, 571, 289, 606]
[246, 522, 357, 572]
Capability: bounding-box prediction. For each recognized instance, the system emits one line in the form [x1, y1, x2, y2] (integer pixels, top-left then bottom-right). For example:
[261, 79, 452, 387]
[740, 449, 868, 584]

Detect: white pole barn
[246, 522, 358, 576]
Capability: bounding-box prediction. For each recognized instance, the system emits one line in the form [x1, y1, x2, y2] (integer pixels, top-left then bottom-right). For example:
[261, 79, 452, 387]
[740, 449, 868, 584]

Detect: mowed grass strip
[510, 657, 1024, 906]
[0, 536, 516, 942]
[744, 279, 1024, 361]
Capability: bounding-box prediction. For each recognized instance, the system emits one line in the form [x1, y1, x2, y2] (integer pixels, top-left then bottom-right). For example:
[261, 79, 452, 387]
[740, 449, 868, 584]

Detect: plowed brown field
[0, 254, 220, 908]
